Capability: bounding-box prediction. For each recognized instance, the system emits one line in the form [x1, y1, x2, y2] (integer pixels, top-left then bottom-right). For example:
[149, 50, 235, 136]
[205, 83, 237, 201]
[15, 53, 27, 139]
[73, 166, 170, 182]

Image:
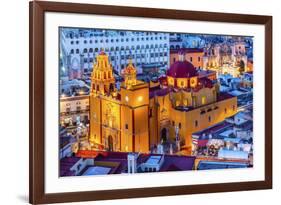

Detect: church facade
[89, 51, 237, 155]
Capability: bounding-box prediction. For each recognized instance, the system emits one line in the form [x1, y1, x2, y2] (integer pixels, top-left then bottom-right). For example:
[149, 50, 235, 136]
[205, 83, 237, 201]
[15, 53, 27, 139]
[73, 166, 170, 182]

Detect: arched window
[110, 47, 114, 51]
[115, 47, 119, 51]
[70, 49, 74, 54]
[83, 48, 87, 53]
[89, 48, 93, 53]
[201, 96, 206, 105]
[94, 48, 99, 52]
[195, 120, 198, 127]
[76, 49, 79, 54]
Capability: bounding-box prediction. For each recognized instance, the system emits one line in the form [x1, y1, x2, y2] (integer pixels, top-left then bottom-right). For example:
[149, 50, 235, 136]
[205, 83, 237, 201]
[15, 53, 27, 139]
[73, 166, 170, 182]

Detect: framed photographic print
[29, 1, 272, 204]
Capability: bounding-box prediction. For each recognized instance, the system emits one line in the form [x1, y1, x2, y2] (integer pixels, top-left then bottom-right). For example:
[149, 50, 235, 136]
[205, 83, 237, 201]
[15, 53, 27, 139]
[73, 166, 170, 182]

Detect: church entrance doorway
[161, 128, 167, 143]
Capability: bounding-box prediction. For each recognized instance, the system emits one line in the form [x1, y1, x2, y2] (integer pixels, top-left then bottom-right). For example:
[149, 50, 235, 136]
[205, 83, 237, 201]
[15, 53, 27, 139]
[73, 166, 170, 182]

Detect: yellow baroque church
[89, 51, 237, 155]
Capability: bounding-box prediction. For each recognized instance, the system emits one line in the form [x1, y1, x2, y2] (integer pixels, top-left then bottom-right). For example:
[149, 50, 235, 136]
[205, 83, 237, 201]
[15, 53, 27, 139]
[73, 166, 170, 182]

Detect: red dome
[167, 61, 197, 78]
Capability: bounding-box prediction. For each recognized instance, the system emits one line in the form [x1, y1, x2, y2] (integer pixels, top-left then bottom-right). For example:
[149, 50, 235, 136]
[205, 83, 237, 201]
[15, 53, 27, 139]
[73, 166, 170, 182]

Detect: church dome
[167, 61, 197, 78]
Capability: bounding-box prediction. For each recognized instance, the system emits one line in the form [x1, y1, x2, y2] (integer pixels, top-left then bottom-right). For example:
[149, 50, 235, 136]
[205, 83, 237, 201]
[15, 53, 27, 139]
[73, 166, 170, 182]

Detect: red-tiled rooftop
[160, 155, 195, 171]
[192, 121, 233, 139]
[85, 151, 195, 173]
[60, 157, 80, 177]
[198, 77, 213, 88]
[217, 92, 236, 101]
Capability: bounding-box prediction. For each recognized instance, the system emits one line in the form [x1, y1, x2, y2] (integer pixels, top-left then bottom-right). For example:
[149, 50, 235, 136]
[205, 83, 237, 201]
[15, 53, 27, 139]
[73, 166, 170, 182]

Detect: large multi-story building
[60, 29, 170, 78]
[60, 95, 90, 126]
[88, 51, 237, 155]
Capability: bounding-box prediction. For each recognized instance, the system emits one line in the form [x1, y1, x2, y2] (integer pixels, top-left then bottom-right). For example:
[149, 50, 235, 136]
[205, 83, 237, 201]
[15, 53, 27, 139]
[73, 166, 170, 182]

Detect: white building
[60, 95, 90, 126]
[60, 28, 170, 77]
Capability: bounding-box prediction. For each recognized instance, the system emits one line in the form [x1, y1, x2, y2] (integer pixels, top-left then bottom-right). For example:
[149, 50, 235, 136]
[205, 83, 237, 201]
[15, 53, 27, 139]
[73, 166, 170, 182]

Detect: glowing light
[125, 96, 129, 102]
[138, 96, 143, 102]
[61, 65, 66, 72]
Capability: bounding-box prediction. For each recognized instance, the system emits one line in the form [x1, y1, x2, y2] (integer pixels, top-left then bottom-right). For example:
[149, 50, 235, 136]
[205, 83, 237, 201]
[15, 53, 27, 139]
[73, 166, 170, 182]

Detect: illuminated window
[202, 96, 206, 105]
[138, 96, 143, 102]
[125, 96, 129, 102]
[180, 81, 184, 87]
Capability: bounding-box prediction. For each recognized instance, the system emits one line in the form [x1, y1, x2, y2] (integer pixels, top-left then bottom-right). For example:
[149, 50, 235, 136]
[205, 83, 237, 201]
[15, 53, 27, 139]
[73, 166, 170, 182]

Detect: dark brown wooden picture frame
[29, 1, 272, 204]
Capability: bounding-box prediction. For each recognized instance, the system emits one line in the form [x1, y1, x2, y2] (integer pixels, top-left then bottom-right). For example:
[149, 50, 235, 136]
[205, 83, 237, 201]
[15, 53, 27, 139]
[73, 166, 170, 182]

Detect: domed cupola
[167, 61, 197, 78]
[122, 59, 137, 89]
[167, 54, 198, 89]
